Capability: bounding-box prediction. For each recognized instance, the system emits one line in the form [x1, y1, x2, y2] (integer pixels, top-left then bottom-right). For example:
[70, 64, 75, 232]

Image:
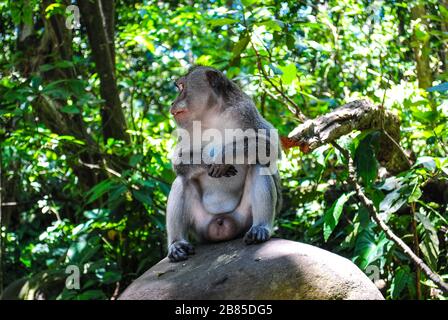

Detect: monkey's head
[170, 66, 237, 126]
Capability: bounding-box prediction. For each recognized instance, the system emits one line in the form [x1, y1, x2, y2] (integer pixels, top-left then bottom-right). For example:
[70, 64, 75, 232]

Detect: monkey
[166, 66, 282, 262]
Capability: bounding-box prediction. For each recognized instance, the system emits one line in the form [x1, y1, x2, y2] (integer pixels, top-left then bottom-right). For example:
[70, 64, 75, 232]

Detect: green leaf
[279, 63, 297, 85]
[358, 206, 371, 229]
[232, 36, 250, 57]
[133, 35, 155, 53]
[390, 266, 413, 299]
[209, 18, 238, 27]
[440, 5, 448, 20]
[257, 20, 283, 32]
[67, 235, 100, 264]
[379, 189, 407, 221]
[408, 186, 422, 203]
[66, 79, 85, 97]
[101, 271, 122, 285]
[61, 105, 81, 114]
[129, 154, 144, 167]
[410, 107, 438, 124]
[323, 191, 355, 241]
[286, 34, 295, 50]
[354, 131, 380, 186]
[133, 189, 152, 205]
[414, 156, 436, 171]
[241, 0, 258, 6]
[415, 209, 440, 270]
[353, 229, 390, 269]
[86, 179, 114, 204]
[76, 290, 107, 300]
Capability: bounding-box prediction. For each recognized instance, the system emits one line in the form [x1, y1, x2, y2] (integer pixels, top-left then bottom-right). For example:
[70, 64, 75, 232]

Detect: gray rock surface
[119, 238, 384, 300]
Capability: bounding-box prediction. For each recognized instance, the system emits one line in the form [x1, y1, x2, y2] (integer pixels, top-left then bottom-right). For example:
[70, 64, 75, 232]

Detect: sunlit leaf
[279, 63, 297, 85]
[416, 209, 440, 270]
[323, 191, 355, 241]
[209, 18, 238, 27]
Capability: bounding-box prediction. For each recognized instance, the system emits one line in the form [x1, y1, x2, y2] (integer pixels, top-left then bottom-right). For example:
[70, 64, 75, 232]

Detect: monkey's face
[170, 67, 228, 127]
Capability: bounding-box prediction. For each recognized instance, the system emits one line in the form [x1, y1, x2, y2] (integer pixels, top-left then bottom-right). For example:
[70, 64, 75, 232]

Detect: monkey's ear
[205, 70, 227, 94]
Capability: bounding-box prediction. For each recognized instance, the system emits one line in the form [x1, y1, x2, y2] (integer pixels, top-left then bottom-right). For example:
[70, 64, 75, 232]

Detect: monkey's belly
[202, 192, 241, 214]
[199, 166, 247, 214]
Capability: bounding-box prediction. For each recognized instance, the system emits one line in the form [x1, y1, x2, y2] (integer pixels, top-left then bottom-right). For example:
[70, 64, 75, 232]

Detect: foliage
[0, 0, 447, 300]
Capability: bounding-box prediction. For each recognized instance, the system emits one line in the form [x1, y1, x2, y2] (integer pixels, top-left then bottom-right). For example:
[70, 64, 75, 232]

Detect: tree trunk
[0, 147, 3, 295]
[77, 0, 130, 144]
[440, 0, 448, 72]
[410, 3, 433, 89]
[16, 0, 103, 191]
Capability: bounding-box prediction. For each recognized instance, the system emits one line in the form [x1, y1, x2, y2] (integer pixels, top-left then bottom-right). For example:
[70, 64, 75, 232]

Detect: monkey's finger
[217, 167, 226, 177]
[208, 166, 217, 177]
[211, 166, 224, 178]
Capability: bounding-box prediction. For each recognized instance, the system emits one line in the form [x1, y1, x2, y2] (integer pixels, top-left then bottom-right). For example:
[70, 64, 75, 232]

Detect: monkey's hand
[168, 240, 195, 262]
[244, 225, 271, 244]
[208, 164, 238, 178]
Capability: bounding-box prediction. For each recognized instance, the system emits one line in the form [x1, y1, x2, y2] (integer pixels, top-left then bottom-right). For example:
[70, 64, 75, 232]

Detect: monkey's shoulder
[223, 99, 274, 131]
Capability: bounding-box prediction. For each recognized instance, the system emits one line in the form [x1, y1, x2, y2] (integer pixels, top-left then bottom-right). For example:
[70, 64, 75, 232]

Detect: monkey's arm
[212, 130, 280, 171]
[173, 148, 238, 179]
[166, 176, 195, 262]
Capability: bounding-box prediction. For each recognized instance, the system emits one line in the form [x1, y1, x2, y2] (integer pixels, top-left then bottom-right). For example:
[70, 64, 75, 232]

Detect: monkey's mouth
[172, 109, 188, 120]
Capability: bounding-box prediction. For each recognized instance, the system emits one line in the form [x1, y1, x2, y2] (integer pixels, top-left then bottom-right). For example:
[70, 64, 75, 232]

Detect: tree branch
[332, 142, 448, 295]
[287, 99, 410, 173]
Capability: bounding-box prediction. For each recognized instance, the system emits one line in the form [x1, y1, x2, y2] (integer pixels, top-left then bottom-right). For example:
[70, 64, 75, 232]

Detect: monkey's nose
[216, 218, 224, 226]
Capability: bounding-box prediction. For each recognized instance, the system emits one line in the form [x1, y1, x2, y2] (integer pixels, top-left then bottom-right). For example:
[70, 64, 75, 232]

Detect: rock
[119, 238, 384, 300]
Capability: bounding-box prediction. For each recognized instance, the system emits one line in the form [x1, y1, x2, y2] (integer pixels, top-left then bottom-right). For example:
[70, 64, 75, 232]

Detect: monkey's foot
[168, 240, 195, 262]
[208, 164, 237, 178]
[244, 225, 271, 244]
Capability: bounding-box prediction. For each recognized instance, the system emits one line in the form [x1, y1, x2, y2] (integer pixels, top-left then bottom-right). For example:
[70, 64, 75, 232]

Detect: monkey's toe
[168, 240, 195, 262]
[244, 225, 270, 245]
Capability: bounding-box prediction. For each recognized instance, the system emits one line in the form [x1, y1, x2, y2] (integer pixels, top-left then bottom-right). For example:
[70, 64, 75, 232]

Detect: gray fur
[166, 66, 282, 262]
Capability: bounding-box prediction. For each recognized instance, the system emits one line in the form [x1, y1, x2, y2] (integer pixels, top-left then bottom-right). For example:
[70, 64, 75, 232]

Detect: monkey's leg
[166, 176, 195, 262]
[244, 165, 277, 244]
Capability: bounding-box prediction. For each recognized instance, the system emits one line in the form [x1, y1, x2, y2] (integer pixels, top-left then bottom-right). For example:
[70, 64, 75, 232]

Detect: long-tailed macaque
[166, 66, 281, 262]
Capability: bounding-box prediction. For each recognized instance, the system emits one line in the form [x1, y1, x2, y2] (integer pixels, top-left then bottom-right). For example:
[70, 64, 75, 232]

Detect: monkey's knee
[244, 225, 271, 245]
[168, 240, 195, 262]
